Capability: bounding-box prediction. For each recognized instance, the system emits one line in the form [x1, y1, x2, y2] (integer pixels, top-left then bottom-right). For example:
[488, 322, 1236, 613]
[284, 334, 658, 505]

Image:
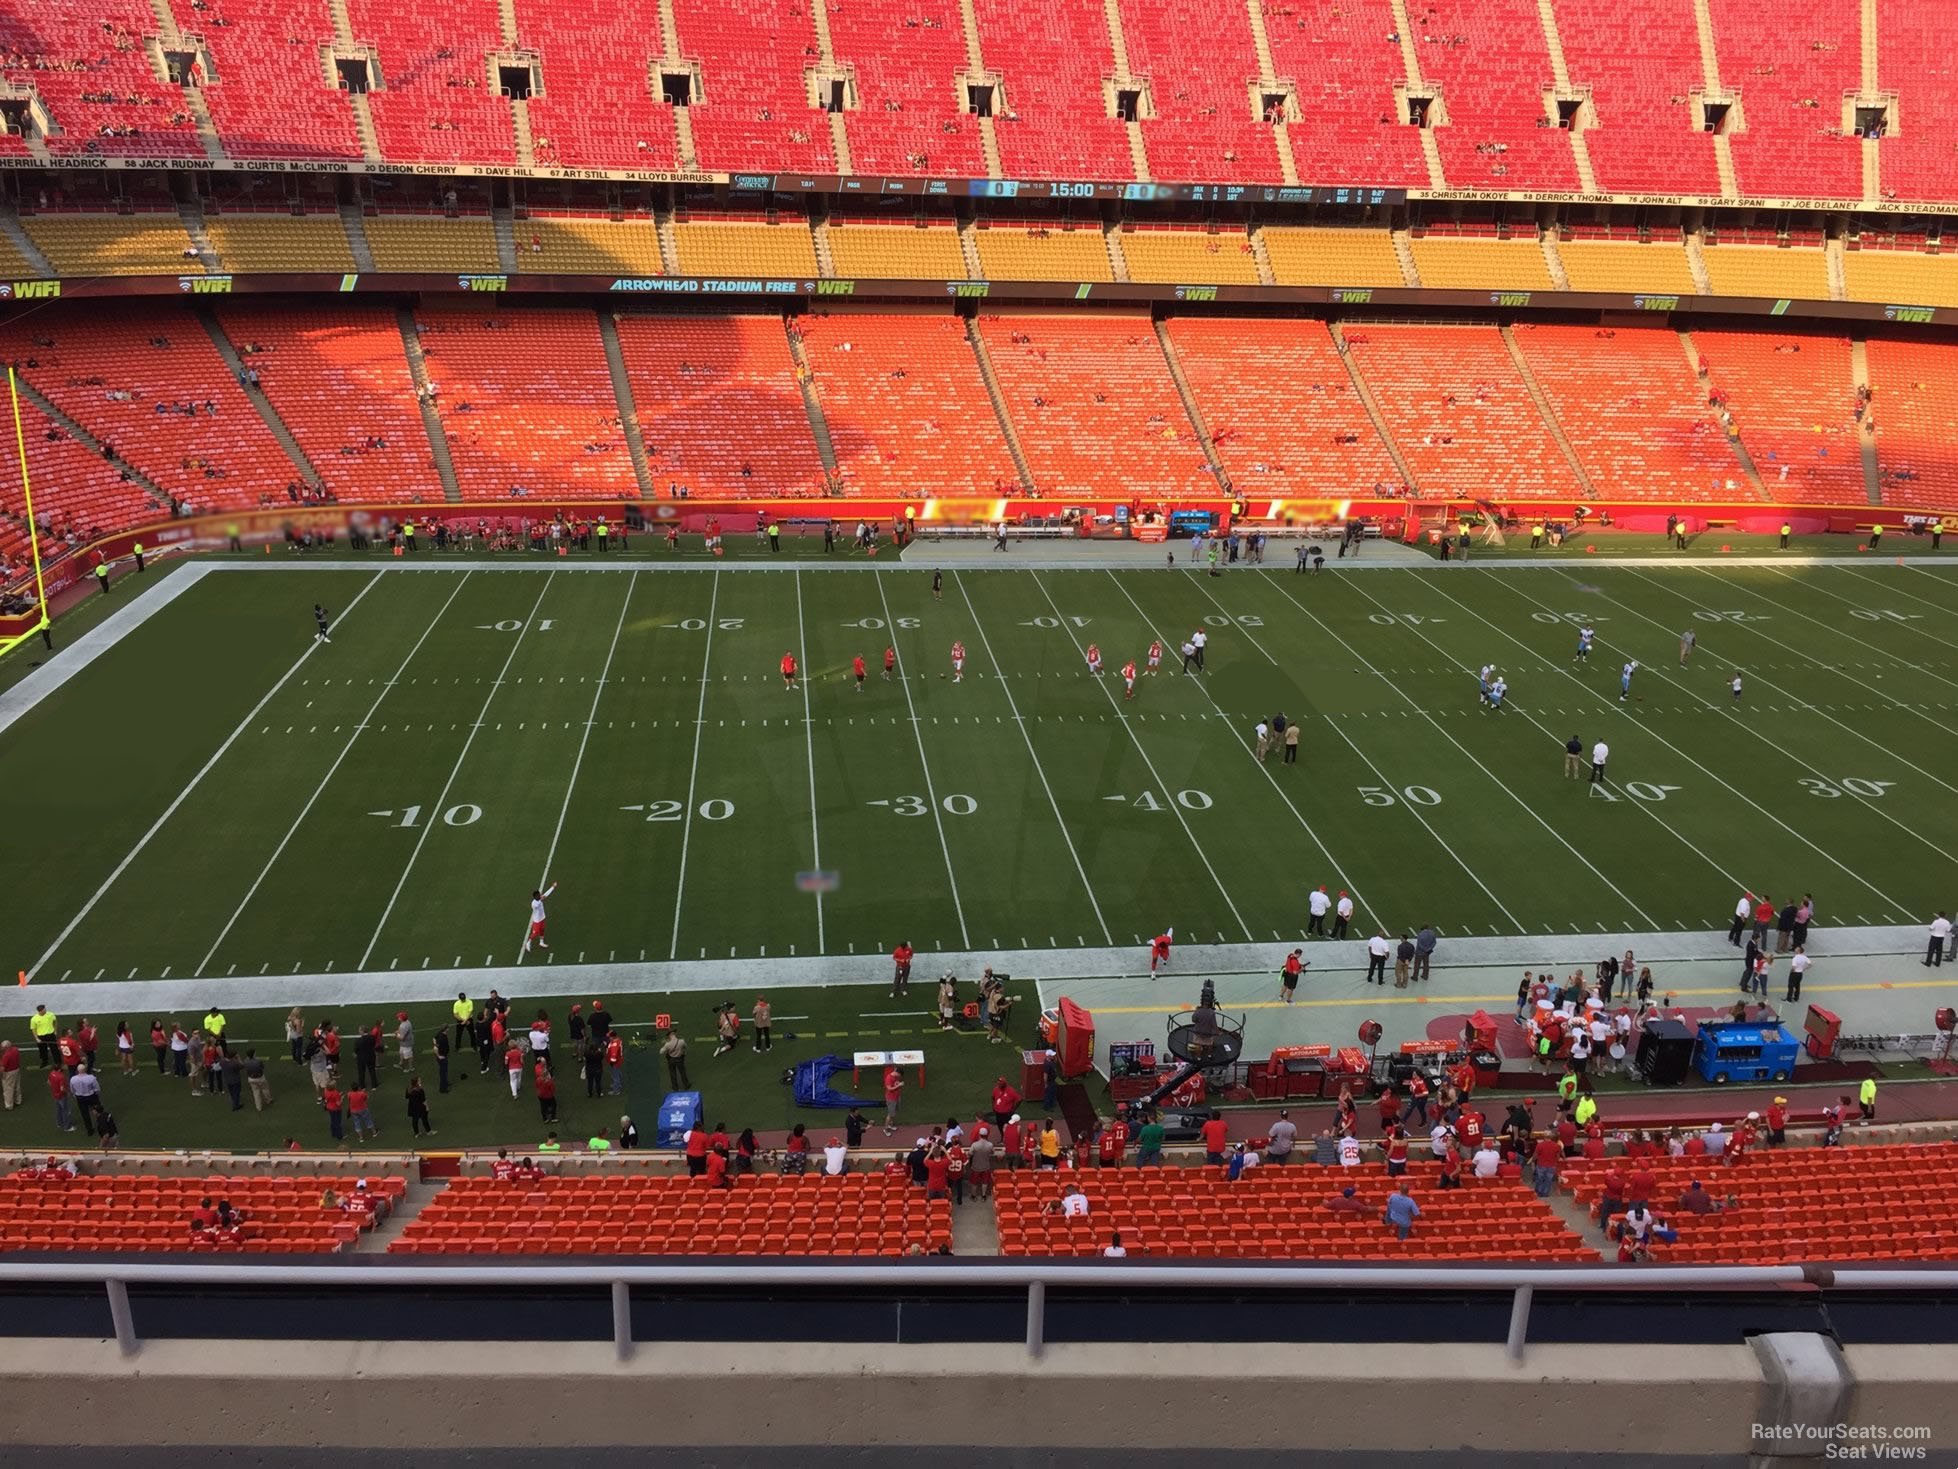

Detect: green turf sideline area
[0, 984, 1041, 1154]
[5, 558, 1956, 992]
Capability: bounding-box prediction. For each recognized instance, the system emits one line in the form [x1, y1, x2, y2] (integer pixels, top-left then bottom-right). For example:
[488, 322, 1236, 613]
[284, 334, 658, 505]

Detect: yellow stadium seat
[972, 224, 1114, 282]
[1556, 240, 1698, 296]
[362, 216, 502, 273]
[23, 216, 203, 277]
[1120, 228, 1261, 285]
[823, 223, 968, 280]
[1260, 226, 1404, 287]
[1842, 250, 1958, 308]
[671, 220, 819, 278]
[1701, 244, 1831, 302]
[1409, 236, 1554, 291]
[206, 216, 357, 273]
[512, 216, 665, 275]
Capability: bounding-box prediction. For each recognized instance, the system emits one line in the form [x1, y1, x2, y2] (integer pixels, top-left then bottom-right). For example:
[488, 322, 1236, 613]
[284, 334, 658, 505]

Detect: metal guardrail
[0, 1259, 1881, 1363]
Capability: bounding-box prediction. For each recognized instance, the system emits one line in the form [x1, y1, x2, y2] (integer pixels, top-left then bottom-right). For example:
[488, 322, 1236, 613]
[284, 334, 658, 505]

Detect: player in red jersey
[950, 640, 965, 682]
[1085, 643, 1103, 674]
[1149, 929, 1173, 976]
[852, 654, 866, 692]
[1120, 658, 1137, 700]
[1146, 638, 1162, 671]
[524, 882, 558, 953]
[781, 651, 798, 690]
[882, 645, 896, 681]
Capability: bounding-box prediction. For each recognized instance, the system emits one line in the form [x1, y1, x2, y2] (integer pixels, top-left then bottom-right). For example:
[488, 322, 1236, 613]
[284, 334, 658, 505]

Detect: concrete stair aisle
[810, 211, 837, 277]
[1685, 228, 1713, 294]
[397, 308, 463, 501]
[1328, 321, 1420, 492]
[495, 0, 518, 43]
[1386, 0, 1446, 189]
[348, 94, 383, 164]
[1102, 220, 1131, 281]
[1545, 1183, 1613, 1262]
[964, 318, 1035, 490]
[338, 202, 377, 272]
[177, 198, 222, 272]
[10, 376, 177, 511]
[671, 108, 700, 172]
[509, 99, 536, 169]
[1248, 220, 1276, 285]
[1391, 226, 1420, 286]
[198, 311, 325, 489]
[180, 87, 228, 164]
[1154, 319, 1230, 492]
[1532, 0, 1595, 192]
[1242, 0, 1300, 185]
[651, 0, 701, 169]
[1499, 322, 1596, 497]
[0, 207, 56, 277]
[952, 0, 1003, 177]
[782, 318, 842, 489]
[1677, 328, 1768, 497]
[1826, 233, 1848, 300]
[1100, 0, 1151, 181]
[490, 204, 518, 270]
[1688, 0, 1739, 199]
[351, 1177, 444, 1253]
[654, 206, 681, 274]
[1859, 0, 1880, 206]
[951, 1190, 1001, 1256]
[598, 312, 655, 499]
[956, 212, 985, 279]
[1539, 228, 1571, 290]
[805, 0, 854, 173]
[1848, 338, 1883, 506]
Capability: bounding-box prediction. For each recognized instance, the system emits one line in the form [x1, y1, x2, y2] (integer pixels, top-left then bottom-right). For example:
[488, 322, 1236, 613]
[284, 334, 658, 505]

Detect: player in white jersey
[525, 882, 559, 952]
[1620, 660, 1639, 701]
[1478, 664, 1496, 705]
[950, 640, 965, 682]
[1679, 628, 1697, 666]
[1573, 626, 1594, 663]
[1486, 676, 1508, 712]
[1146, 638, 1162, 670]
[1731, 670, 1743, 702]
[1085, 643, 1103, 675]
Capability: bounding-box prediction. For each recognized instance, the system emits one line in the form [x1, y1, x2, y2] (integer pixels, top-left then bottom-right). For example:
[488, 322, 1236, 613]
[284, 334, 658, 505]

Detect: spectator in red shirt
[534, 1067, 557, 1122]
[1765, 1098, 1788, 1146]
[1597, 1164, 1630, 1235]
[684, 1124, 709, 1176]
[991, 1078, 1020, 1128]
[1457, 1109, 1485, 1157]
[1530, 1133, 1561, 1197]
[1436, 1143, 1463, 1189]
[1628, 1164, 1657, 1207]
[0, 1039, 20, 1112]
[1001, 1115, 1022, 1167]
[1555, 1117, 1578, 1154]
[78, 1020, 99, 1071]
[1200, 1114, 1229, 1165]
[924, 1147, 950, 1200]
[47, 1066, 74, 1132]
[504, 1044, 525, 1099]
[1379, 1125, 1410, 1177]
[1325, 1186, 1369, 1215]
[1376, 1086, 1401, 1133]
[56, 1031, 82, 1075]
[491, 1149, 517, 1181]
[704, 1147, 730, 1189]
[883, 1064, 904, 1134]
[322, 1084, 344, 1142]
[1683, 1131, 1707, 1157]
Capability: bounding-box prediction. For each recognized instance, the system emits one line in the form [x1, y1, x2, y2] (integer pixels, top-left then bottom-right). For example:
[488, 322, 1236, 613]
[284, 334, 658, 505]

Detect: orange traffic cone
[17, 969, 27, 987]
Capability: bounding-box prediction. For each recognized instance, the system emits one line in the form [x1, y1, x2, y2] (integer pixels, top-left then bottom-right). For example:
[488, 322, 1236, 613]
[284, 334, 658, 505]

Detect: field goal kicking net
[1404, 503, 1506, 550]
[0, 366, 53, 658]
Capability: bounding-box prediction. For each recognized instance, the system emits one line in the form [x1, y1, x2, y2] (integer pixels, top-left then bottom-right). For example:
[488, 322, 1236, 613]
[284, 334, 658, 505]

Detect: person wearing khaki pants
[0, 1040, 20, 1109]
[245, 1050, 273, 1111]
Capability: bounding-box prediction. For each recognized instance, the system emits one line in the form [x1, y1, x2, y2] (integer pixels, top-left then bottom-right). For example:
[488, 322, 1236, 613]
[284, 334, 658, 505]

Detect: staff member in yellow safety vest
[452, 992, 476, 1051]
[1779, 522, 1791, 550]
[203, 1008, 228, 1045]
[28, 1005, 58, 1068]
[1573, 1093, 1598, 1128]
[1933, 519, 1944, 551]
[402, 521, 417, 553]
[595, 518, 608, 553]
[1858, 1076, 1878, 1123]
[227, 522, 242, 552]
[1870, 523, 1884, 551]
[94, 560, 112, 596]
[1531, 523, 1545, 550]
[587, 1128, 612, 1154]
[133, 541, 146, 572]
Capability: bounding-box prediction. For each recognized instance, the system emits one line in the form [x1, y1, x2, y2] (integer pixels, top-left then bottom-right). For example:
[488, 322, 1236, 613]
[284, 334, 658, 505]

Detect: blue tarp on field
[793, 1054, 876, 1109]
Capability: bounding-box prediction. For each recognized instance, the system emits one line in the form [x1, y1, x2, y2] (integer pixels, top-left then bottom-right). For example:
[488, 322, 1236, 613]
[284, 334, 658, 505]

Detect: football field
[7, 551, 1958, 992]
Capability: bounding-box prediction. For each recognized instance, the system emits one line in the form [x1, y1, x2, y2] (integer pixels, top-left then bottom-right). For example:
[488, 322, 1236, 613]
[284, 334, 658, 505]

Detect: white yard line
[1106, 570, 1382, 927]
[1440, 570, 1914, 913]
[875, 570, 970, 948]
[1028, 571, 1254, 943]
[1601, 569, 1958, 858]
[1259, 570, 1647, 927]
[1327, 571, 1747, 899]
[793, 568, 826, 952]
[1832, 565, 1958, 657]
[1739, 566, 1958, 706]
[0, 562, 213, 738]
[518, 569, 637, 965]
[668, 569, 721, 960]
[952, 571, 1113, 946]
[357, 571, 556, 970]
[25, 568, 387, 981]
[197, 570, 475, 978]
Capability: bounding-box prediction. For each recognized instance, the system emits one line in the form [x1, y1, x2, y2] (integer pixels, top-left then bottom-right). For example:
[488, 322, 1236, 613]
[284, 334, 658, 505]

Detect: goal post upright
[0, 365, 52, 658]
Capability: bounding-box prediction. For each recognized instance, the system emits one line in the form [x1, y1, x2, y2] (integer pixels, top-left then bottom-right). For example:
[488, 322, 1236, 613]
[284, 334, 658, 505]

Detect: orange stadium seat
[1551, 0, 1722, 197]
[994, 1163, 1594, 1261]
[2, 399, 161, 585]
[1560, 1142, 1958, 1265]
[1163, 318, 1403, 496]
[1419, 0, 1580, 192]
[0, 1173, 405, 1254]
[1264, 0, 1429, 188]
[348, 0, 518, 166]
[616, 314, 828, 498]
[1696, 332, 1866, 503]
[976, 315, 1213, 497]
[673, 0, 835, 174]
[1341, 323, 1581, 499]
[414, 304, 641, 499]
[218, 306, 444, 500]
[1510, 323, 1755, 499]
[0, 0, 207, 158]
[971, 0, 1134, 181]
[1707, 0, 1862, 200]
[389, 1174, 952, 1256]
[512, 0, 682, 171]
[1865, 338, 1958, 510]
[1116, 0, 1282, 183]
[825, 0, 986, 177]
[796, 312, 1022, 496]
[194, 0, 367, 161]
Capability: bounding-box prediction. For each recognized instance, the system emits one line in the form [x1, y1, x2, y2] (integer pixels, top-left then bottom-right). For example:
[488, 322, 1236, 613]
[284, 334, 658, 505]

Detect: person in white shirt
[1059, 1186, 1090, 1217]
[1730, 893, 1754, 946]
[1472, 1143, 1502, 1178]
[1590, 739, 1609, 784]
[1429, 1122, 1453, 1158]
[823, 1138, 848, 1175]
[1785, 946, 1810, 1002]
[1333, 892, 1355, 939]
[1700, 1121, 1728, 1158]
[1337, 1134, 1362, 1167]
[1307, 886, 1332, 935]
[1102, 1233, 1127, 1258]
[1926, 912, 1951, 968]
[1254, 720, 1271, 761]
[1190, 628, 1207, 670]
[1366, 931, 1391, 984]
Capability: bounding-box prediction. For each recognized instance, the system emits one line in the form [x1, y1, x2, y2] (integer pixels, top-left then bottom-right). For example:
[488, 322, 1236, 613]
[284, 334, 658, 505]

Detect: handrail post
[106, 1279, 138, 1357]
[612, 1280, 633, 1362]
[1506, 1284, 1533, 1364]
[1026, 1279, 1046, 1359]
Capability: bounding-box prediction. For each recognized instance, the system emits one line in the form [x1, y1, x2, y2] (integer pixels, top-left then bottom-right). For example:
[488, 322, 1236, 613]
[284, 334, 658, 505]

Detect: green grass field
[10, 554, 1958, 973]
